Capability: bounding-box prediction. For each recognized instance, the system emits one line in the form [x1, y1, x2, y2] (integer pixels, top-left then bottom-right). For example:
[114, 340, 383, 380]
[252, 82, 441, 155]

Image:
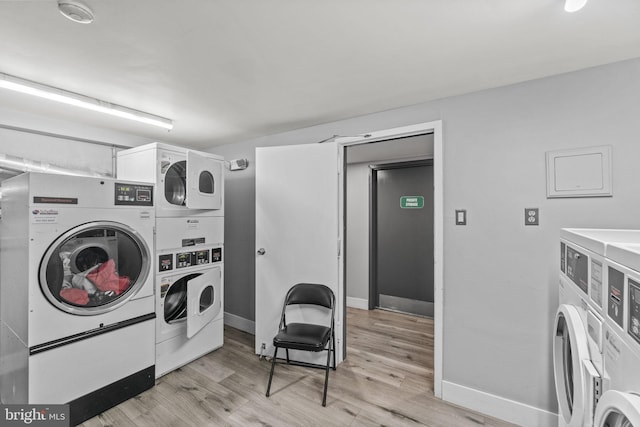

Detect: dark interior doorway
[369, 160, 434, 317]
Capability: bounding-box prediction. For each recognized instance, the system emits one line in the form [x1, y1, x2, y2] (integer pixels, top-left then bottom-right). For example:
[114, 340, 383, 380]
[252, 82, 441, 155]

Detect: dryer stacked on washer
[0, 173, 156, 425]
[555, 229, 640, 427]
[117, 143, 224, 378]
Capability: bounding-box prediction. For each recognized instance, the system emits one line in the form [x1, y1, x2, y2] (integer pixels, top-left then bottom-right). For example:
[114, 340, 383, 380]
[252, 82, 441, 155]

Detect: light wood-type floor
[81, 308, 518, 426]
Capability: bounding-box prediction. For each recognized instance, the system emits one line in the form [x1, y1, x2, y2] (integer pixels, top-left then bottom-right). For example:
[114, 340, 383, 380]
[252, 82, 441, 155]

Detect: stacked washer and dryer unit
[0, 173, 156, 425]
[117, 143, 225, 378]
[555, 229, 640, 427]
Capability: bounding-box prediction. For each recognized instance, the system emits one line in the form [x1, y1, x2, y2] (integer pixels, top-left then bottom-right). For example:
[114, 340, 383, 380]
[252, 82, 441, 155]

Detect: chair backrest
[285, 283, 334, 309]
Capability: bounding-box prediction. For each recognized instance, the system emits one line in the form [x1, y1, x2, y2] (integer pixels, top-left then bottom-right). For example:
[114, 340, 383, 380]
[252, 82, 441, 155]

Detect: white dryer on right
[595, 242, 640, 426]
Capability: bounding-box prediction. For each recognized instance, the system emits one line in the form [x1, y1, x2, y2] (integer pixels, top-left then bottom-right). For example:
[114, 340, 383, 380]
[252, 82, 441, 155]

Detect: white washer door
[187, 267, 222, 338]
[594, 390, 640, 427]
[554, 304, 591, 427]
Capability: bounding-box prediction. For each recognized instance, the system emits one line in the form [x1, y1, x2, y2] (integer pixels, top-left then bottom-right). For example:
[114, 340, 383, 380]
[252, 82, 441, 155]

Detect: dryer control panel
[158, 246, 223, 272]
[177, 250, 210, 268]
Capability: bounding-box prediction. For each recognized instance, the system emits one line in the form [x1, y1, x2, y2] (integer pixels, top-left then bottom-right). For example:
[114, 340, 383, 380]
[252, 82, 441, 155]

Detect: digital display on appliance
[212, 247, 222, 263]
[159, 254, 173, 272]
[114, 183, 154, 206]
[566, 246, 588, 294]
[608, 266, 625, 328]
[590, 259, 603, 308]
[176, 252, 192, 268]
[195, 250, 209, 265]
[628, 279, 640, 345]
[560, 242, 566, 274]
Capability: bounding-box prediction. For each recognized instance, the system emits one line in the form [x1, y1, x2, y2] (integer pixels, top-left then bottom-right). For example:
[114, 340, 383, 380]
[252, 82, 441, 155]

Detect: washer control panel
[567, 246, 588, 294]
[114, 182, 154, 206]
[608, 266, 625, 329]
[629, 279, 640, 345]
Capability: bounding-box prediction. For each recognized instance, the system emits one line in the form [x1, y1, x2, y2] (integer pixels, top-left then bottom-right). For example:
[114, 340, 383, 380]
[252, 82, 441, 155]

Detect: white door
[187, 267, 222, 338]
[186, 150, 222, 209]
[255, 142, 342, 364]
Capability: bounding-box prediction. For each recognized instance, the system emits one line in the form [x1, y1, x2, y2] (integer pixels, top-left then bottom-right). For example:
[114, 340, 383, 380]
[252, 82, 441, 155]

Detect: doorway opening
[369, 160, 434, 317]
[340, 122, 442, 396]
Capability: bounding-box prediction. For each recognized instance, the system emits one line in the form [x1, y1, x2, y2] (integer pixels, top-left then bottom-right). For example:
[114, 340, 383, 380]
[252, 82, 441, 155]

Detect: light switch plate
[455, 209, 466, 225]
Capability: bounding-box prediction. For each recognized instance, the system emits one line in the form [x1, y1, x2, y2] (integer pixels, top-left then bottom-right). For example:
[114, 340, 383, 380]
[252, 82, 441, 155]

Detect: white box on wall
[546, 145, 612, 198]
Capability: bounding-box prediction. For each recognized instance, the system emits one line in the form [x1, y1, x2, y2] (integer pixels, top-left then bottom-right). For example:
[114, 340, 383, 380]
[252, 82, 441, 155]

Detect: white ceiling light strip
[0, 72, 173, 130]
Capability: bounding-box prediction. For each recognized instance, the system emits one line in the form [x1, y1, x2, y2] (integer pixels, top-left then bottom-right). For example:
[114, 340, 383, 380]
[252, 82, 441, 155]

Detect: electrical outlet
[525, 208, 539, 226]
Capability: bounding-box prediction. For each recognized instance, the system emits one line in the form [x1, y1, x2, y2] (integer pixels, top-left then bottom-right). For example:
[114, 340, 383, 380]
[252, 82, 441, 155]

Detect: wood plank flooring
[81, 308, 519, 426]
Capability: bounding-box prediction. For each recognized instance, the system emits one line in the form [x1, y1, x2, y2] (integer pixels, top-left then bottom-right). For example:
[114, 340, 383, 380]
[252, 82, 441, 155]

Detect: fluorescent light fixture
[565, 0, 588, 12]
[0, 72, 173, 130]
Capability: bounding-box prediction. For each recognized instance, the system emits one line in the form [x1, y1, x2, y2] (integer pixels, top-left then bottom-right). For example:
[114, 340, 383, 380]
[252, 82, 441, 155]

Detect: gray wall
[211, 57, 640, 414]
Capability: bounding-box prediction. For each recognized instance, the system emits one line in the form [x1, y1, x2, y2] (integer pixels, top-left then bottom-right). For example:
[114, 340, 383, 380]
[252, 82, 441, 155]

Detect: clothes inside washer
[58, 252, 130, 306]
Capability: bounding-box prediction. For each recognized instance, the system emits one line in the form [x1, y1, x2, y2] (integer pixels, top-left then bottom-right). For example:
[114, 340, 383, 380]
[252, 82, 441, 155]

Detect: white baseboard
[224, 312, 255, 335]
[346, 296, 368, 310]
[441, 380, 558, 427]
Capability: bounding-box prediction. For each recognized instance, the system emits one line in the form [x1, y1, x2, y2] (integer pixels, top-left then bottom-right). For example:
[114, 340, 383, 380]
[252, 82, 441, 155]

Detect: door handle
[257, 248, 266, 255]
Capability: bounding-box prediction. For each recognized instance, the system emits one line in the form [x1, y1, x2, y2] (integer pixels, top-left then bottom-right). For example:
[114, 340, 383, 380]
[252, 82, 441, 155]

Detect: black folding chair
[265, 283, 336, 406]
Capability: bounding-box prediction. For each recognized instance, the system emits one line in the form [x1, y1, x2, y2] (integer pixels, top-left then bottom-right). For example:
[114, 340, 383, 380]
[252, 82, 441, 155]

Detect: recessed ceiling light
[58, 0, 94, 24]
[564, 0, 588, 12]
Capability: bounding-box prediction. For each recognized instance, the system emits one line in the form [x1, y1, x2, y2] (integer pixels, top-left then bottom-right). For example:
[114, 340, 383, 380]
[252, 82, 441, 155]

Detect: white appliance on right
[596, 242, 640, 426]
[555, 229, 640, 427]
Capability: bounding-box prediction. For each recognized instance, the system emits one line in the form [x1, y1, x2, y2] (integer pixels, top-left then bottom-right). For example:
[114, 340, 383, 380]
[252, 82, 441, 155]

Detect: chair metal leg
[322, 338, 332, 406]
[285, 348, 290, 364]
[331, 329, 336, 370]
[266, 346, 278, 397]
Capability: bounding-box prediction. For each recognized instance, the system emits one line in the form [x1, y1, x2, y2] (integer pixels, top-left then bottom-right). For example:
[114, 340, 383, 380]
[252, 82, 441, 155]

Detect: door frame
[336, 120, 444, 398]
[369, 159, 434, 312]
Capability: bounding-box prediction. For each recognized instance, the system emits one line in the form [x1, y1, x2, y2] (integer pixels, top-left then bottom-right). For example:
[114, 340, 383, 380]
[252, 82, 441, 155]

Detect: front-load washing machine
[116, 142, 224, 216]
[596, 242, 640, 426]
[0, 172, 156, 426]
[554, 229, 640, 427]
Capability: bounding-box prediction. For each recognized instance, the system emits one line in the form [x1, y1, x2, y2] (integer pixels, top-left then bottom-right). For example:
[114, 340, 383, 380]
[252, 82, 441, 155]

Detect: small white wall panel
[546, 146, 612, 198]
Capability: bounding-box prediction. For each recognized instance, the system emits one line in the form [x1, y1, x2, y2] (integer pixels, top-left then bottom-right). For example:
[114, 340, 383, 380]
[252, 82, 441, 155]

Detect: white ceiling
[1, 0, 640, 150]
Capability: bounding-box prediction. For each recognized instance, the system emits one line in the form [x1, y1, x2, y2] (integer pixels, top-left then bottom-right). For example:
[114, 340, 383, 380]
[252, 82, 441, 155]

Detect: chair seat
[273, 323, 331, 352]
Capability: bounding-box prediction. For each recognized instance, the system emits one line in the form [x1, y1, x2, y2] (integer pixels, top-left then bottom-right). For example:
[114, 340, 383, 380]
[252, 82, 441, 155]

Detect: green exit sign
[400, 196, 424, 209]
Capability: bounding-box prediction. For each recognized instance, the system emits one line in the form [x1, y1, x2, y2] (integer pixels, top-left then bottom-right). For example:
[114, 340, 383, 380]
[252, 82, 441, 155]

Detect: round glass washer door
[39, 221, 151, 315]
